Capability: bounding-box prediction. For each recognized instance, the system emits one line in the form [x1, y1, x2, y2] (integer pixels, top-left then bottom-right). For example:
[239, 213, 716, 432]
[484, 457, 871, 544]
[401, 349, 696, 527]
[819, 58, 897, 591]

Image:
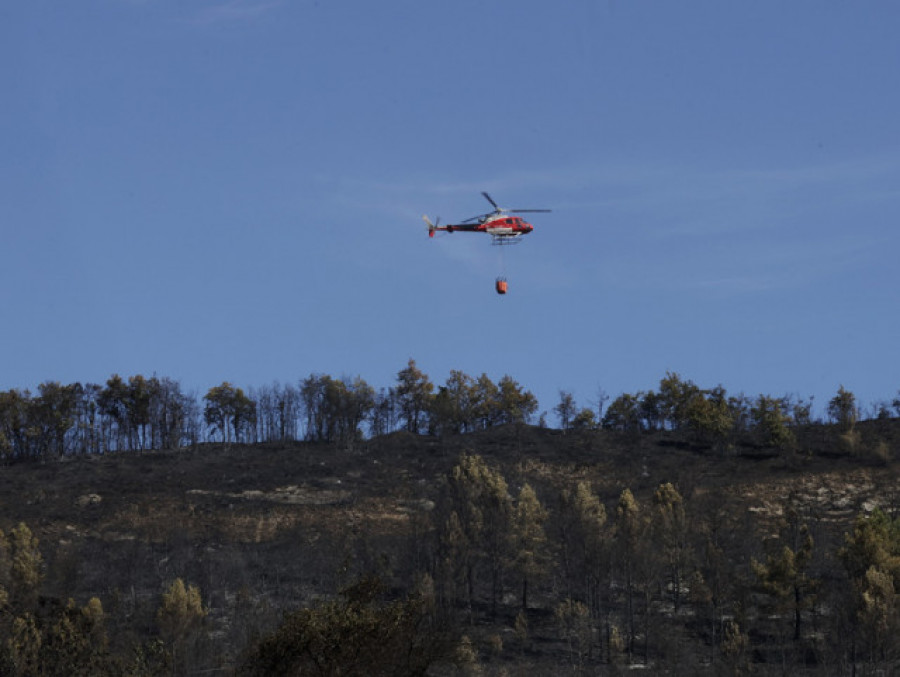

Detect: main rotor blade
[481, 192, 500, 210]
[509, 208, 552, 213]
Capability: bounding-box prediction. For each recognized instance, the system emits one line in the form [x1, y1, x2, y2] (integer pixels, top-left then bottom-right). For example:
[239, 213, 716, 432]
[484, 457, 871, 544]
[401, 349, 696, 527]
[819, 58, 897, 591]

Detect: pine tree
[614, 488, 646, 658]
[838, 509, 900, 667]
[395, 359, 434, 434]
[751, 528, 817, 641]
[828, 385, 859, 432]
[652, 483, 692, 612]
[439, 454, 512, 619]
[5, 523, 43, 610]
[157, 578, 207, 675]
[510, 483, 548, 611]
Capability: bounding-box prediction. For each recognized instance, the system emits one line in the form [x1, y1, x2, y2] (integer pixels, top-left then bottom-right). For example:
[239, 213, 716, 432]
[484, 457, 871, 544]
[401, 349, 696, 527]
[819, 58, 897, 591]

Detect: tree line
[586, 375, 881, 451]
[1, 361, 897, 461]
[0, 360, 538, 461]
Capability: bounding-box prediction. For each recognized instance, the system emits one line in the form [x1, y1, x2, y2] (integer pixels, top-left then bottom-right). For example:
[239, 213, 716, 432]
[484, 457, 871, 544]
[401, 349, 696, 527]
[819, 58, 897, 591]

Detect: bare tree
[555, 390, 576, 432]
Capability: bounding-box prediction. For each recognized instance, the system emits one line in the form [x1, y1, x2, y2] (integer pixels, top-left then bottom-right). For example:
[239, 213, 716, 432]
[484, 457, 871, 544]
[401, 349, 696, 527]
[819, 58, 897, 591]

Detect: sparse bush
[487, 633, 503, 658]
[237, 576, 452, 676]
[871, 438, 892, 465]
[554, 598, 591, 666]
[828, 385, 859, 432]
[751, 395, 795, 451]
[720, 619, 749, 673]
[838, 429, 862, 456]
[514, 610, 528, 646]
[608, 623, 625, 664]
[454, 634, 481, 676]
[571, 407, 596, 430]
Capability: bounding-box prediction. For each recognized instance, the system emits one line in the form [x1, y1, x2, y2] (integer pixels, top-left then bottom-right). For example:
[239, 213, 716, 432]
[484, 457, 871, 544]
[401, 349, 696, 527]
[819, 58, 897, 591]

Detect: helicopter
[423, 192, 550, 246]
[423, 192, 550, 294]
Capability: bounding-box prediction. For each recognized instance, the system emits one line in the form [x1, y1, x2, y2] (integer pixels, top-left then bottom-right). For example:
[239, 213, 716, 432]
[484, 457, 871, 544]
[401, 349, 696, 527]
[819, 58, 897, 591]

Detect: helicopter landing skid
[491, 236, 523, 246]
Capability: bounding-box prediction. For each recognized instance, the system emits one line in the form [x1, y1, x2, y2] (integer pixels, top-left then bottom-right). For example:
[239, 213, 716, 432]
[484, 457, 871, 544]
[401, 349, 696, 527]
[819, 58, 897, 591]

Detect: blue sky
[2, 0, 899, 421]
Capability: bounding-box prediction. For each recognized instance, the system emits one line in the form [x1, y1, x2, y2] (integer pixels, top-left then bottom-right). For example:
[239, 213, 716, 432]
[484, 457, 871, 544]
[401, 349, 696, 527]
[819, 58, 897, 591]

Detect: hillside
[0, 420, 898, 675]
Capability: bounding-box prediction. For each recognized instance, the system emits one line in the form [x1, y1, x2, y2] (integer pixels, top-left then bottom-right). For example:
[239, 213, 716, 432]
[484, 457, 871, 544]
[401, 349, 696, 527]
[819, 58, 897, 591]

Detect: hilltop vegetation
[3, 360, 899, 460]
[0, 365, 899, 675]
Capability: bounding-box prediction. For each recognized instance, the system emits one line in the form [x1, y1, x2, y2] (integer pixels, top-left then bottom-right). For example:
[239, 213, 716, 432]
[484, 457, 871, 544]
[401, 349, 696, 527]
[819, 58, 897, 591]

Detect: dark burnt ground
[0, 419, 897, 674]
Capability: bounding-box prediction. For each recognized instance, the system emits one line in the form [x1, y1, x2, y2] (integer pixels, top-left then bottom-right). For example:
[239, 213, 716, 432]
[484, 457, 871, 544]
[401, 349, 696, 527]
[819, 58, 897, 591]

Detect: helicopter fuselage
[438, 215, 534, 242]
[424, 192, 546, 245]
[481, 215, 534, 238]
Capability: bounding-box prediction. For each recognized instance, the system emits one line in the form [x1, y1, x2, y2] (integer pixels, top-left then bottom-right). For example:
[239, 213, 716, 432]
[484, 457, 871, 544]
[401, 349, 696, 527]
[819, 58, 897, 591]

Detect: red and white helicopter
[423, 192, 550, 294]
[423, 192, 550, 246]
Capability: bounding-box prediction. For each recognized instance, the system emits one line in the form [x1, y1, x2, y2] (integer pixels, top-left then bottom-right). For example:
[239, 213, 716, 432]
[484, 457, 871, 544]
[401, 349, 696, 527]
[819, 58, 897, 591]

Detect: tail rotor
[423, 215, 443, 238]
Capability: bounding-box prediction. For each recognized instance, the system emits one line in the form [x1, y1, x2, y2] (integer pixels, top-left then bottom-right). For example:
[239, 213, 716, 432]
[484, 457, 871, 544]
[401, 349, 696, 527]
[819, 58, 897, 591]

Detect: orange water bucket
[495, 278, 508, 295]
